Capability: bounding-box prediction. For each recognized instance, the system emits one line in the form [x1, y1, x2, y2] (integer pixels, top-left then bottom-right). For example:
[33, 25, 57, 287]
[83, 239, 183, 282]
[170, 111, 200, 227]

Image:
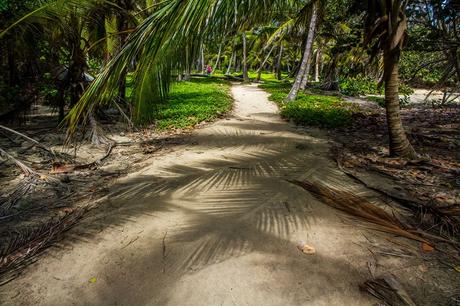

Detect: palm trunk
[299, 5, 318, 91]
[226, 51, 235, 75]
[184, 44, 191, 80]
[314, 47, 322, 82]
[384, 49, 416, 159]
[214, 42, 223, 71]
[287, 2, 318, 101]
[242, 32, 249, 82]
[256, 44, 276, 82]
[276, 45, 283, 80]
[200, 43, 205, 74]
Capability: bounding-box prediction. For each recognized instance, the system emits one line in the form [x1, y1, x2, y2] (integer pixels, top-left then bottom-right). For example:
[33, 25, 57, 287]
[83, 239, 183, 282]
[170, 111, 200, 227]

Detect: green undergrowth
[126, 76, 232, 130]
[260, 82, 358, 128]
[155, 77, 233, 130]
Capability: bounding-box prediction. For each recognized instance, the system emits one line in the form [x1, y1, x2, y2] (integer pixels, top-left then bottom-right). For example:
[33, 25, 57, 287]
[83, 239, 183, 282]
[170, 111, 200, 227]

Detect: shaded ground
[1, 85, 459, 305]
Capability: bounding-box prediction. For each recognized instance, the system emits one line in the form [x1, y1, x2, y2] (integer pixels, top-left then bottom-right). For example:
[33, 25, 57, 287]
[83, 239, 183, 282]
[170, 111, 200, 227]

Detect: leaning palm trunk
[299, 5, 318, 91]
[287, 1, 318, 101]
[242, 32, 249, 82]
[384, 49, 416, 158]
[226, 51, 235, 75]
[256, 44, 276, 82]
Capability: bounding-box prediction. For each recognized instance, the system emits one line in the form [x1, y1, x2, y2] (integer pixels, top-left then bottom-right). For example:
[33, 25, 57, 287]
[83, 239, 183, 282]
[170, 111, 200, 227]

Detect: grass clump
[155, 77, 232, 130]
[260, 82, 357, 128]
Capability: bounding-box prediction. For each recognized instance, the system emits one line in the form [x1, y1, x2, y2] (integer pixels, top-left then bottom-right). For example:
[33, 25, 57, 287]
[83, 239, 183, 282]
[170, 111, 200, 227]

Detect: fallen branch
[51, 143, 115, 174]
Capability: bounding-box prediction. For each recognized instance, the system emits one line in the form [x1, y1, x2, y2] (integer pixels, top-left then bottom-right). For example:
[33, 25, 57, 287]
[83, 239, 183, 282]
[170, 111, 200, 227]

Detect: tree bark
[383, 49, 416, 159]
[314, 46, 322, 82]
[184, 44, 191, 80]
[226, 51, 235, 75]
[242, 32, 249, 82]
[276, 45, 284, 80]
[287, 2, 318, 101]
[256, 44, 276, 82]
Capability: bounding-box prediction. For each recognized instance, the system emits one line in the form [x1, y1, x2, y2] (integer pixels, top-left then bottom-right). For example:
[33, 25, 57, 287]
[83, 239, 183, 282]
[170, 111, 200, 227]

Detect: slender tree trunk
[315, 46, 322, 82]
[383, 49, 416, 159]
[184, 44, 191, 80]
[256, 44, 276, 82]
[322, 53, 339, 90]
[276, 45, 284, 80]
[299, 7, 318, 91]
[200, 43, 205, 74]
[287, 1, 318, 101]
[214, 42, 223, 71]
[242, 32, 249, 82]
[226, 51, 235, 75]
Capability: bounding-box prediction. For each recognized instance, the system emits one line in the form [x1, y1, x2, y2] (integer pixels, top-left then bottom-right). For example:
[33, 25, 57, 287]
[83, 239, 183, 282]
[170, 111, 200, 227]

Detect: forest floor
[1, 83, 460, 305]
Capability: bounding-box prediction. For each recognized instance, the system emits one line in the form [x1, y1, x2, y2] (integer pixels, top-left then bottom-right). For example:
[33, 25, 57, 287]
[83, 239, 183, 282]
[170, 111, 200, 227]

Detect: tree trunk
[299, 6, 318, 91]
[383, 49, 416, 159]
[226, 51, 235, 75]
[214, 42, 223, 71]
[184, 44, 191, 80]
[276, 45, 284, 80]
[321, 53, 339, 91]
[200, 43, 205, 74]
[287, 2, 318, 101]
[256, 45, 276, 82]
[242, 32, 249, 82]
[315, 46, 322, 82]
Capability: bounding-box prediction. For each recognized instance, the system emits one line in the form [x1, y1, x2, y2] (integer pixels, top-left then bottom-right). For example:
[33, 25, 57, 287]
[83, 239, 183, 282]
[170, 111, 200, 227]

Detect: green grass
[155, 77, 232, 130]
[260, 82, 357, 128]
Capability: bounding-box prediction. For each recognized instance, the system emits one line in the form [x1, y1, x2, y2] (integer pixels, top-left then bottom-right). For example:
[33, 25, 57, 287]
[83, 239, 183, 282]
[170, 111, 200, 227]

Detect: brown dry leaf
[297, 243, 316, 255]
[421, 242, 434, 253]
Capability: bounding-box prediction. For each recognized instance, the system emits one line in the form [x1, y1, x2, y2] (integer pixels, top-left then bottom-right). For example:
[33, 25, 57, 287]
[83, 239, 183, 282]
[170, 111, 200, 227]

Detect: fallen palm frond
[334, 149, 460, 240]
[0, 147, 36, 177]
[0, 207, 88, 286]
[360, 274, 416, 306]
[0, 125, 56, 157]
[289, 179, 433, 244]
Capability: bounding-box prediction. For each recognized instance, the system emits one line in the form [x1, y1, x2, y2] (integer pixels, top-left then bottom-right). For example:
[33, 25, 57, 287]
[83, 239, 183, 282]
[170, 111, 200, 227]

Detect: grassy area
[126, 76, 232, 130]
[260, 82, 358, 128]
[155, 77, 232, 130]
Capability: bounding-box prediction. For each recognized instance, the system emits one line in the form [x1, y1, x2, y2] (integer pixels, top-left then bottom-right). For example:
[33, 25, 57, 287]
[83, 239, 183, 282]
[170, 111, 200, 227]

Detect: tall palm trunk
[287, 1, 318, 101]
[384, 49, 416, 158]
[184, 44, 191, 80]
[200, 43, 205, 74]
[276, 45, 283, 80]
[242, 32, 249, 82]
[314, 46, 322, 82]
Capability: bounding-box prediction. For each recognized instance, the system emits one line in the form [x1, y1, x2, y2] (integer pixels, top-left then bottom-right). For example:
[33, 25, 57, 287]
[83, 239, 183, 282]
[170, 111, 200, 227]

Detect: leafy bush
[339, 76, 382, 96]
[260, 82, 356, 128]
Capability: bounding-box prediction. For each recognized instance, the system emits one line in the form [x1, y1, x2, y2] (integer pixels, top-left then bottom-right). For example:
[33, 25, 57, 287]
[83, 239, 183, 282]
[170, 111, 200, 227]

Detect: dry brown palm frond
[289, 179, 432, 245]
[0, 207, 88, 286]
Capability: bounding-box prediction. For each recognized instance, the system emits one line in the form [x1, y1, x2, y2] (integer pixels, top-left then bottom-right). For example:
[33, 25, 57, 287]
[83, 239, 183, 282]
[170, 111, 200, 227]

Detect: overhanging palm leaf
[66, 0, 303, 133]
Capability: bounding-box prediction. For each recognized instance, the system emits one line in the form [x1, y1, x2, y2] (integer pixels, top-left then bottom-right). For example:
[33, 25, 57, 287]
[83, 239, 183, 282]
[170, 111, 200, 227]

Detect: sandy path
[1, 84, 378, 305]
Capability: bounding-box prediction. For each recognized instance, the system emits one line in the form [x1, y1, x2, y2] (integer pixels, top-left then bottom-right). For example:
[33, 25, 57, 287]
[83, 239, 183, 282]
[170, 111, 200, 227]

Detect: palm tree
[366, 0, 416, 158]
[287, 0, 318, 101]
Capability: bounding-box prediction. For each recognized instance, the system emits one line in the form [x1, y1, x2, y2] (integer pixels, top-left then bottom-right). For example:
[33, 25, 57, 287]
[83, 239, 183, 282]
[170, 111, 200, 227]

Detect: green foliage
[399, 51, 444, 86]
[260, 82, 356, 128]
[151, 77, 233, 130]
[339, 75, 382, 96]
